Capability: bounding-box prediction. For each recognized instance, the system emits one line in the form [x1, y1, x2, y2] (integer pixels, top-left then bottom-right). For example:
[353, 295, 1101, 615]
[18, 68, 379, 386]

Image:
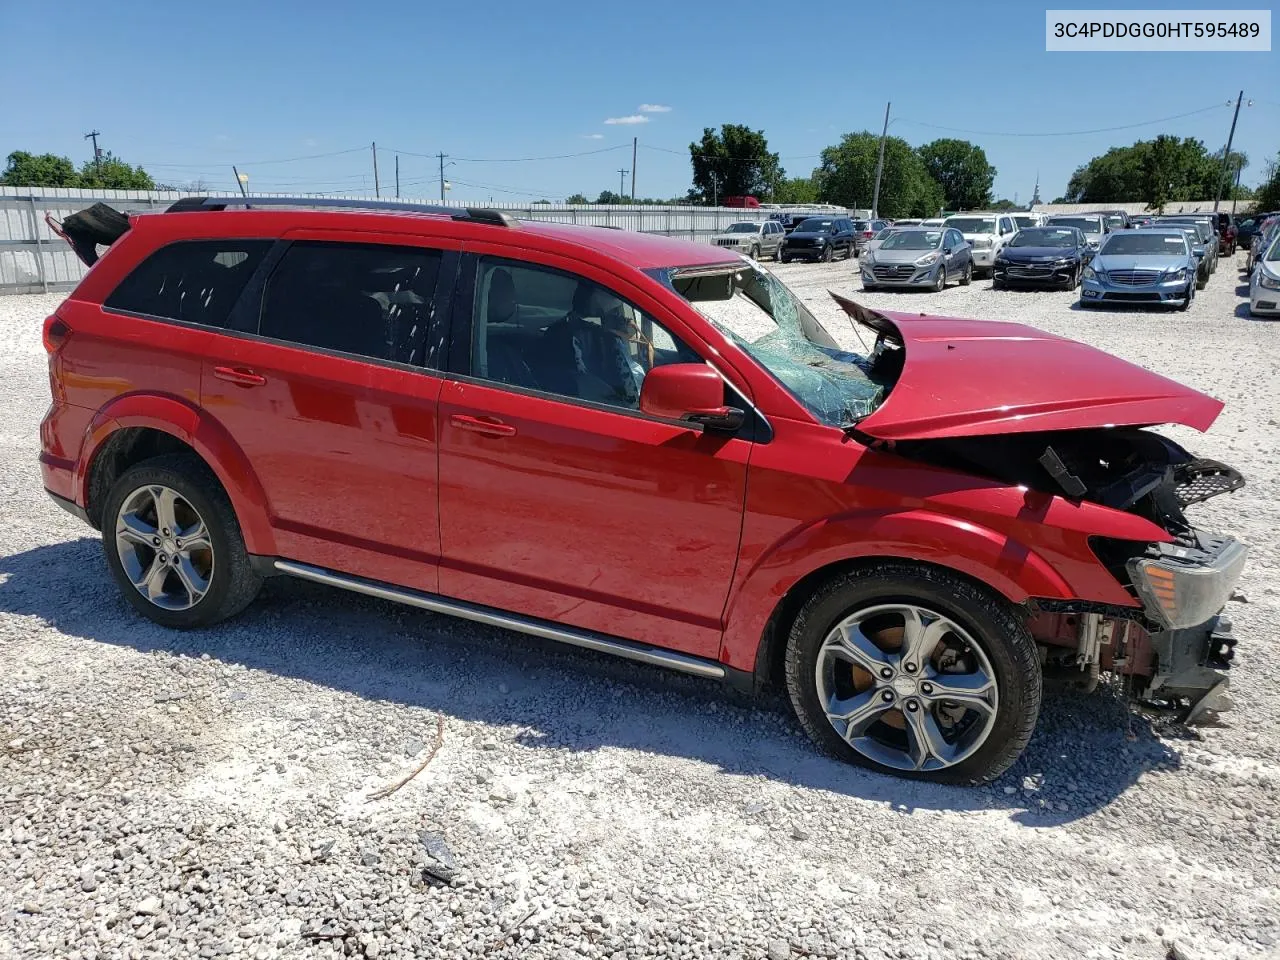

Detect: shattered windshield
[648, 262, 890, 426]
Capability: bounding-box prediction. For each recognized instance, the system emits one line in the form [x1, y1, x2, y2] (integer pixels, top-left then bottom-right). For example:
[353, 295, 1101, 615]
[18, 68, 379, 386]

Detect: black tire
[749, 244, 760, 261]
[1178, 280, 1194, 311]
[959, 261, 973, 286]
[992, 274, 1005, 290]
[779, 252, 790, 264]
[821, 244, 833, 263]
[783, 563, 1041, 785]
[1196, 270, 1208, 290]
[101, 453, 263, 629]
[933, 265, 947, 292]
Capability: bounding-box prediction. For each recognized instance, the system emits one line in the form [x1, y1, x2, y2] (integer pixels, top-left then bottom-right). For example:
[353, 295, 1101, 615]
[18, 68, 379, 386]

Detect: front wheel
[749, 244, 760, 260]
[821, 244, 834, 263]
[1178, 280, 1194, 311]
[783, 563, 1041, 784]
[933, 265, 947, 292]
[102, 453, 263, 629]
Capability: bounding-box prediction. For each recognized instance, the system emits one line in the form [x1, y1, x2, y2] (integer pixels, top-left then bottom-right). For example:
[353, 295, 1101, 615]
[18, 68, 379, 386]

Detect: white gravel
[2, 256, 1278, 960]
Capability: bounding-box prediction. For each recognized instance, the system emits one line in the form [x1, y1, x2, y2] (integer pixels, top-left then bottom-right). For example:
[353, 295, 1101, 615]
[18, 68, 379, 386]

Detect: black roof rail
[164, 195, 519, 227]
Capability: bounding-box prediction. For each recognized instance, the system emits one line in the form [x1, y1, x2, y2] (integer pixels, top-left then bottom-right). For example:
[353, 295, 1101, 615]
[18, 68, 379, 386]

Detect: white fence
[1031, 200, 1254, 216]
[0, 187, 798, 295]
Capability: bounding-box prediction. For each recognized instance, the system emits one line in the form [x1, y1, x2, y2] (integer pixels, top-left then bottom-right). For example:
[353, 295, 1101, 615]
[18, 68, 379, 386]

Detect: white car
[1012, 212, 1047, 230]
[710, 220, 784, 261]
[943, 213, 1020, 277]
[1250, 232, 1280, 318]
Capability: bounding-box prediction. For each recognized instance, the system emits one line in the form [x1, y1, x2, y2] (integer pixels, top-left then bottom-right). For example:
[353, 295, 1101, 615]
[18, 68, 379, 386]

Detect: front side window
[652, 262, 891, 427]
[105, 240, 271, 327]
[469, 258, 699, 410]
[259, 242, 443, 364]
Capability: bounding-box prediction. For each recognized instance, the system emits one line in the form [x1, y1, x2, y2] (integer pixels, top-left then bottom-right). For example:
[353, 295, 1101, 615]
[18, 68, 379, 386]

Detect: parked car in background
[1081, 229, 1199, 310]
[1012, 213, 1046, 230]
[1214, 212, 1237, 255]
[779, 216, 856, 262]
[1130, 214, 1155, 228]
[711, 220, 784, 260]
[1247, 216, 1280, 273]
[1095, 210, 1131, 232]
[864, 225, 902, 256]
[852, 218, 892, 256]
[919, 217, 946, 228]
[43, 195, 1252, 784]
[1249, 231, 1280, 317]
[943, 213, 1019, 277]
[893, 218, 923, 227]
[861, 226, 972, 291]
[1156, 217, 1219, 275]
[1137, 223, 1210, 289]
[1044, 214, 1109, 254]
[1236, 212, 1277, 252]
[723, 196, 761, 209]
[992, 226, 1089, 290]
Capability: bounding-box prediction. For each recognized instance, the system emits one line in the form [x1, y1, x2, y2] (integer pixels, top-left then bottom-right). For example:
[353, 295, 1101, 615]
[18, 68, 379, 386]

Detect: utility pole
[617, 168, 628, 200]
[1214, 91, 1245, 212]
[711, 172, 719, 207]
[84, 130, 102, 175]
[232, 166, 249, 198]
[372, 142, 380, 198]
[395, 154, 400, 199]
[871, 102, 890, 219]
[438, 152, 447, 203]
[1231, 157, 1243, 217]
[631, 137, 637, 201]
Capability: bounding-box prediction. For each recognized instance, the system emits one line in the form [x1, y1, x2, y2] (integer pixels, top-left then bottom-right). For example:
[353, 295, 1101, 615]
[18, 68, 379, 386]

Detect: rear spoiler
[45, 203, 132, 267]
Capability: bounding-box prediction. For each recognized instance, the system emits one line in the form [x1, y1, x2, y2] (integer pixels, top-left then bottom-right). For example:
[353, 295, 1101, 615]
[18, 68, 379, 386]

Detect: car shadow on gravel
[0, 538, 1182, 824]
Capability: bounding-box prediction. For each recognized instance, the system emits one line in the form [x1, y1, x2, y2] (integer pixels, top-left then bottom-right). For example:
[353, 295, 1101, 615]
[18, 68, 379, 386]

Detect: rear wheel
[960, 261, 973, 286]
[784, 564, 1041, 784]
[102, 454, 262, 629]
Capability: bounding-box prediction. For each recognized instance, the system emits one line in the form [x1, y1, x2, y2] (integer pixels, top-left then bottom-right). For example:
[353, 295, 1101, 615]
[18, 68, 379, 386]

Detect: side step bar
[274, 560, 727, 681]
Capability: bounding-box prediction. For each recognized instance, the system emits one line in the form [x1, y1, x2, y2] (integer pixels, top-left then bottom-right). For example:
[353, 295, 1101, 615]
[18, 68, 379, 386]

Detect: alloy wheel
[814, 603, 999, 772]
[115, 484, 214, 611]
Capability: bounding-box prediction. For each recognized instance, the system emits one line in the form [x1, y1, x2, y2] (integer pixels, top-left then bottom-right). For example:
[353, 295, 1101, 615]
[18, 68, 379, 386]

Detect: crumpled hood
[829, 293, 1223, 440]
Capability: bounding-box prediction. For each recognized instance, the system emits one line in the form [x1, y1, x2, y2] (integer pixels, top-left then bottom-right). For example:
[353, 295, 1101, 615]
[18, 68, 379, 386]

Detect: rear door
[200, 233, 459, 593]
[434, 246, 755, 658]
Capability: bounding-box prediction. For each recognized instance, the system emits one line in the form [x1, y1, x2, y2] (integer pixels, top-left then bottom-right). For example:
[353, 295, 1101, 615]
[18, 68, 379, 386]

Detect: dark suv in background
[1214, 212, 1238, 255]
[778, 216, 856, 262]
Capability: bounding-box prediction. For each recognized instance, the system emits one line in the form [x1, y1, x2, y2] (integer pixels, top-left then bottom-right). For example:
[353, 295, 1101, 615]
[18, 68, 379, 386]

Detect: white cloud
[581, 133, 605, 140]
[604, 115, 650, 125]
[638, 103, 671, 113]
[304, 138, 319, 147]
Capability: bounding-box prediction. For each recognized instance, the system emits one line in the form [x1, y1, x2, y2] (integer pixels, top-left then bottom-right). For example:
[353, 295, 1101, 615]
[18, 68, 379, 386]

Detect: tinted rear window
[105, 240, 271, 327]
[259, 242, 444, 365]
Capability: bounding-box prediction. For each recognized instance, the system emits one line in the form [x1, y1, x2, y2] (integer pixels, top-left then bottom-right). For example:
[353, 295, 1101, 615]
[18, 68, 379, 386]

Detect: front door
[435, 249, 754, 658]
[201, 235, 458, 593]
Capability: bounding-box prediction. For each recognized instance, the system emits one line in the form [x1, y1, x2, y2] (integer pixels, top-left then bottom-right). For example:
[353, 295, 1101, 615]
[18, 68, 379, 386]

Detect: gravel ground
[2, 255, 1278, 960]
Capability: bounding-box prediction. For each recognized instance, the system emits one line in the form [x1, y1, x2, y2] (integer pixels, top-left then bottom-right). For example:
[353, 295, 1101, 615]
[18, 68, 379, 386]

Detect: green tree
[988, 198, 1020, 211]
[917, 139, 996, 210]
[815, 132, 943, 218]
[774, 176, 819, 204]
[688, 124, 781, 205]
[565, 193, 589, 204]
[1065, 137, 1247, 207]
[78, 152, 154, 190]
[1253, 152, 1280, 212]
[1, 151, 82, 187]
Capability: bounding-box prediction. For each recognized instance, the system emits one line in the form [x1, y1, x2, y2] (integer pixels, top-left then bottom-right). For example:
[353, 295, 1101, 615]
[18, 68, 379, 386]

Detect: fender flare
[76, 393, 276, 556]
[718, 509, 1075, 674]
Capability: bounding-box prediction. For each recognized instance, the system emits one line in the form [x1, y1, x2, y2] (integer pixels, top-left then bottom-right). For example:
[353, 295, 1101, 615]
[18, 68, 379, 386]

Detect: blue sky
[4, 0, 1276, 204]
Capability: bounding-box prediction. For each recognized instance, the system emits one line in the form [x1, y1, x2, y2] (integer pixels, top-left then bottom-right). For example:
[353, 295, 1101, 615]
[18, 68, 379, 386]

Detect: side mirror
[640, 363, 744, 432]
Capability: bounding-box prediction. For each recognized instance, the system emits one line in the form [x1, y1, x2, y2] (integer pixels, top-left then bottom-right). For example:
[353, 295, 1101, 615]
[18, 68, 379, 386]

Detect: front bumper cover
[1147, 614, 1238, 722]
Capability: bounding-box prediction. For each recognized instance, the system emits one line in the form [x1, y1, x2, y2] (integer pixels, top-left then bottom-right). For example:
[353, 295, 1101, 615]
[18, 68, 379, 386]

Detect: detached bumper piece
[1126, 534, 1248, 723]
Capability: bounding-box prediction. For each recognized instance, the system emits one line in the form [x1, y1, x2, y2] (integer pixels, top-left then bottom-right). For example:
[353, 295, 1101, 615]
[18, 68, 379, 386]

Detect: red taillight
[42, 315, 70, 353]
[862, 230, 874, 238]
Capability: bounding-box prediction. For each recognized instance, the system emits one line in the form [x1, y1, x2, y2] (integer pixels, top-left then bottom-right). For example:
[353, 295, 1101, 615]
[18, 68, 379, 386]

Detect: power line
[386, 143, 628, 163]
[895, 103, 1225, 138]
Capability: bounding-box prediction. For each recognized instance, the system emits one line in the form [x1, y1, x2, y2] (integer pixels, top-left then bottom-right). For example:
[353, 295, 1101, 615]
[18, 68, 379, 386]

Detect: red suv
[40, 197, 1249, 784]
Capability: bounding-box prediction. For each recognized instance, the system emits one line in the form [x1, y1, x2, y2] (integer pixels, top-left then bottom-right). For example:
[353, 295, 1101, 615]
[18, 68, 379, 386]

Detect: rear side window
[105, 240, 270, 327]
[259, 242, 444, 365]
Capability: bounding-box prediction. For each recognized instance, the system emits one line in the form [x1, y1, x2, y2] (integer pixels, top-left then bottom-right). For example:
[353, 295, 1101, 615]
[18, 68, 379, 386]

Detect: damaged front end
[896, 426, 1249, 722]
